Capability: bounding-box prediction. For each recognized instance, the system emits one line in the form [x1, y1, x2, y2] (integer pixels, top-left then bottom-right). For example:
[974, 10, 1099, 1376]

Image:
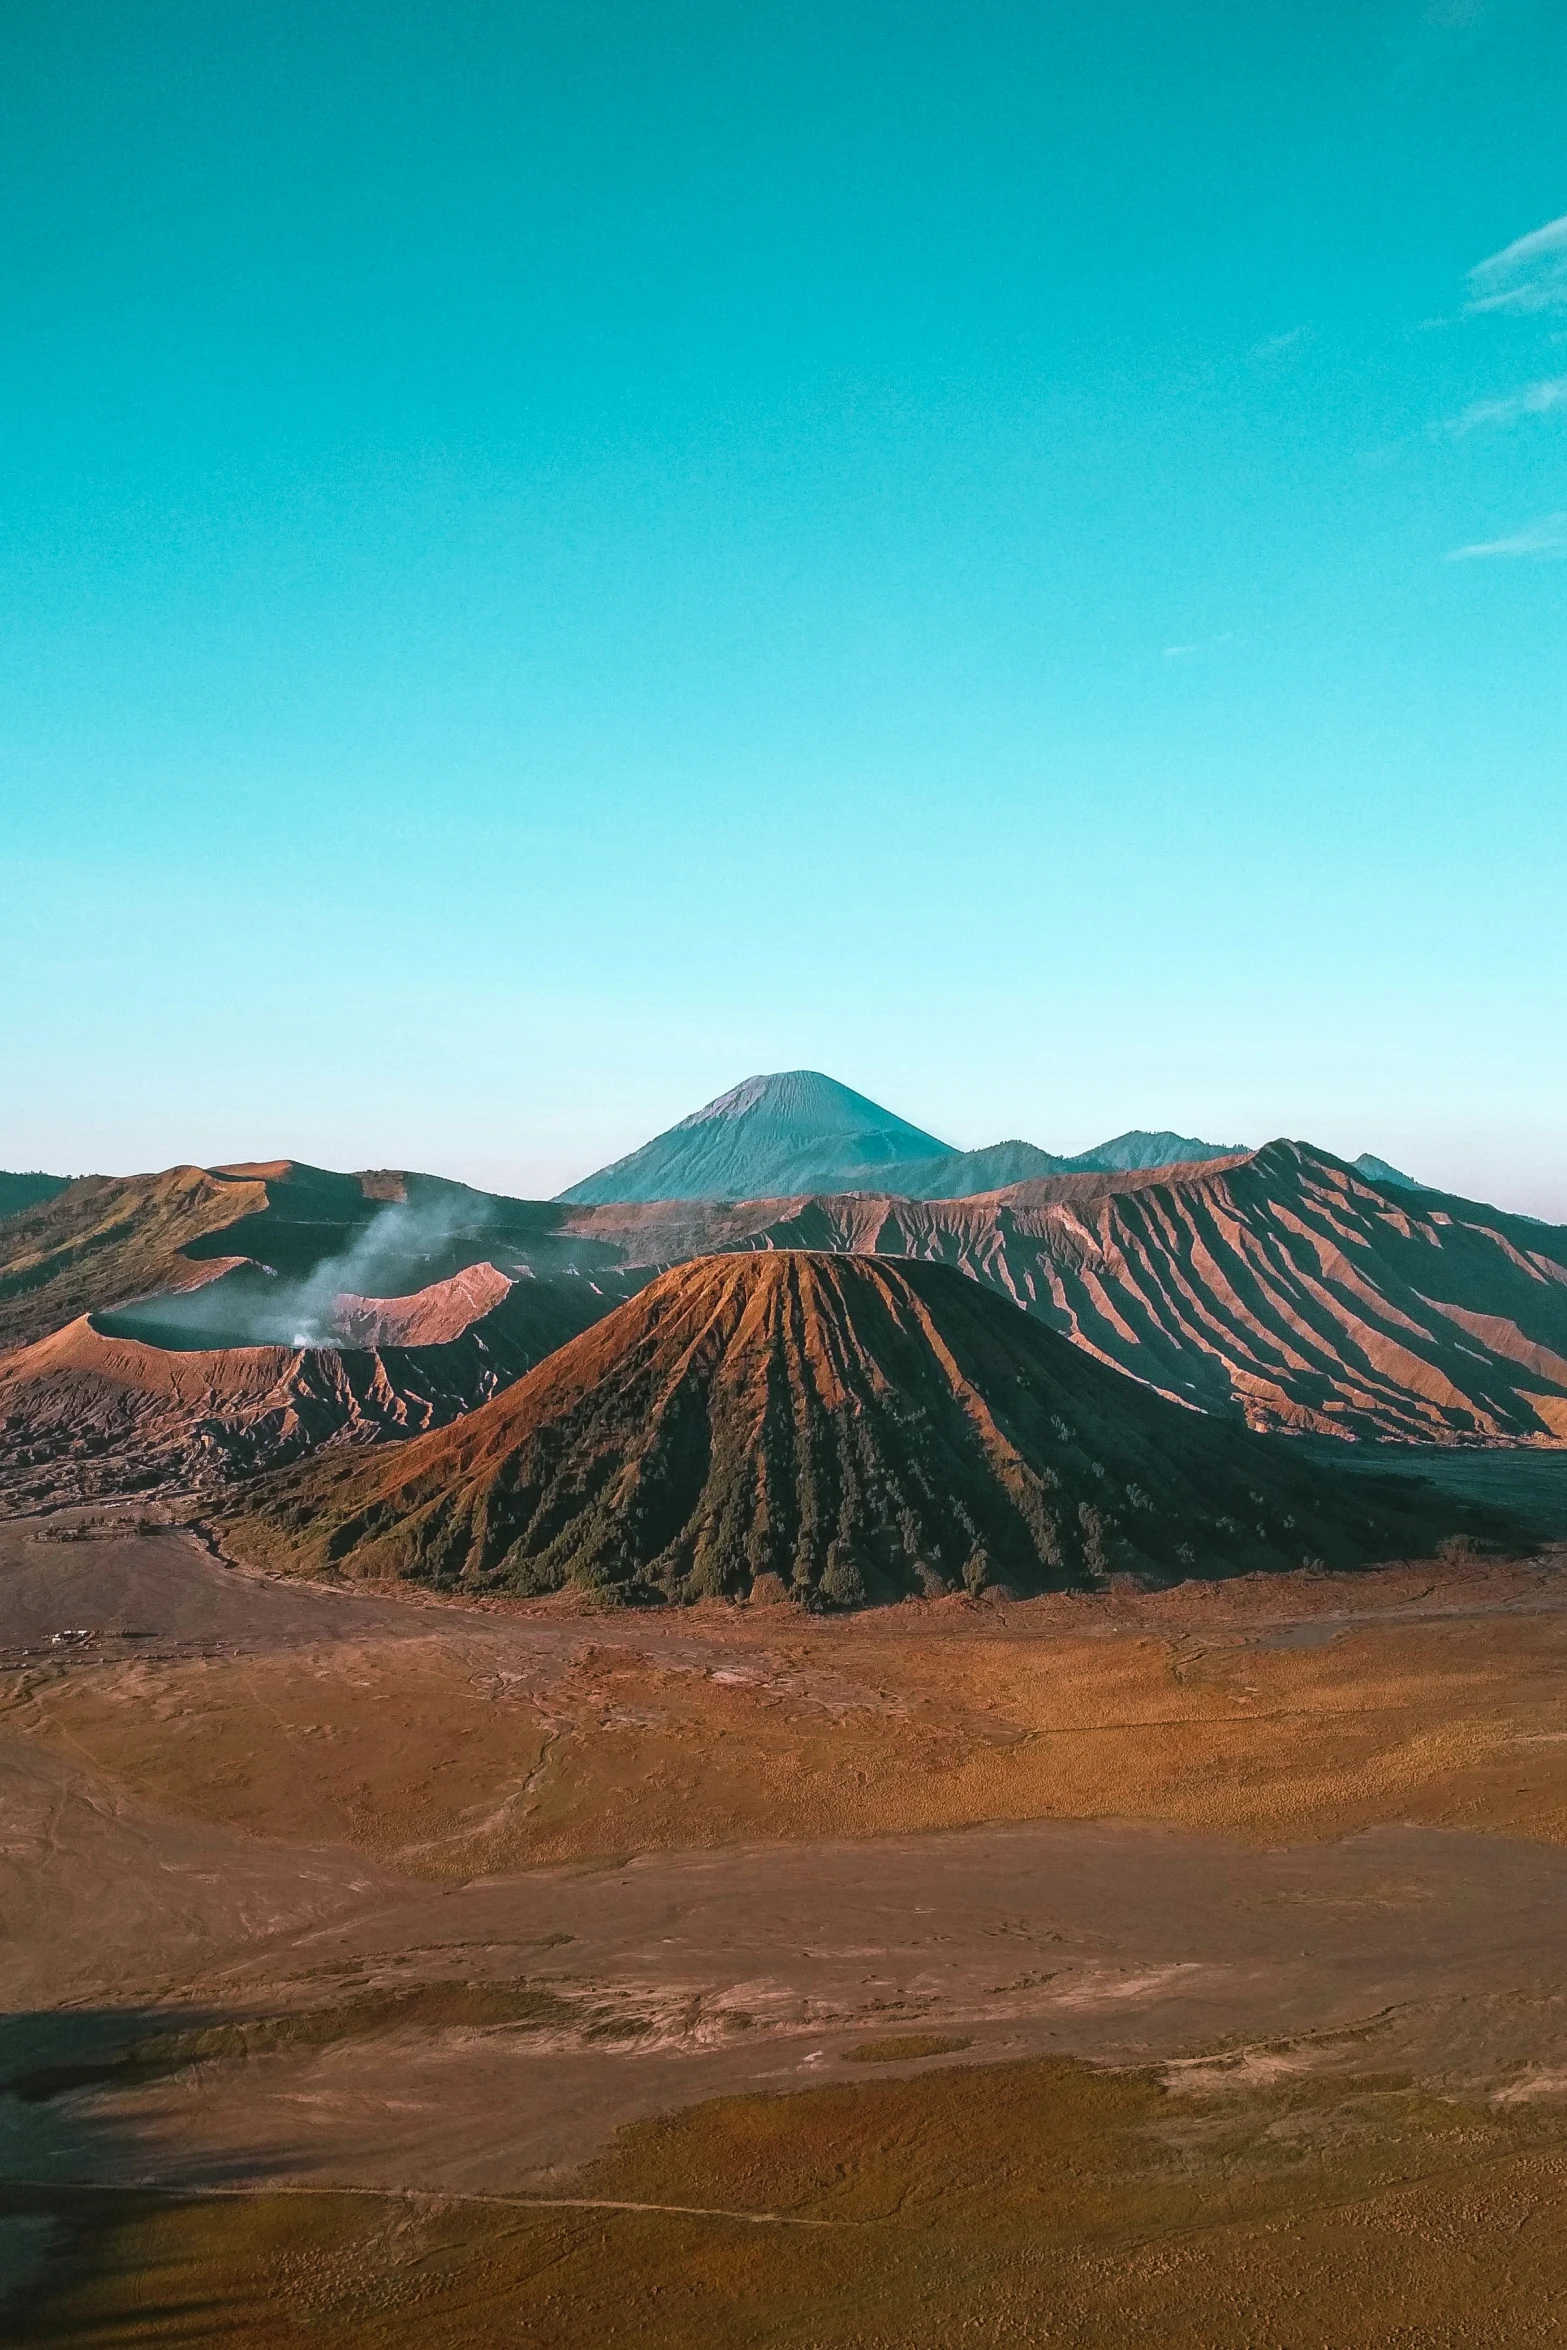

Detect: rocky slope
[844, 1130, 1245, 1199]
[646, 1144, 1567, 1445]
[0, 1264, 651, 1510]
[0, 1159, 654, 1504]
[222, 1252, 1505, 1603]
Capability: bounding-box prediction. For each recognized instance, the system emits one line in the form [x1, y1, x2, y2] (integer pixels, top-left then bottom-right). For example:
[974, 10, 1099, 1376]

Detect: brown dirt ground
[11, 1517, 1567, 2343]
[11, 2060, 1567, 2348]
[12, 1545, 1567, 1873]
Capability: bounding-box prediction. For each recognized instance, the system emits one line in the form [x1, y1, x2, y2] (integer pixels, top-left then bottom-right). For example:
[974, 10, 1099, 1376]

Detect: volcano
[224, 1252, 1503, 1604]
[556, 1071, 955, 1205]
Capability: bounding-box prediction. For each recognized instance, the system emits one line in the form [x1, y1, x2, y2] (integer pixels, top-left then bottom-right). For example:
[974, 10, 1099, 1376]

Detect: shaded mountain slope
[0, 1172, 70, 1221]
[558, 1071, 953, 1205]
[223, 1253, 1505, 1604]
[0, 1159, 406, 1353]
[0, 1166, 274, 1351]
[182, 1162, 585, 1297]
[0, 1156, 653, 1503]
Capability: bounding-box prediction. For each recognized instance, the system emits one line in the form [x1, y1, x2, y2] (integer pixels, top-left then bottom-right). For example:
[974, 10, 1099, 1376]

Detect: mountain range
[556, 1070, 1240, 1204]
[1, 1072, 1560, 1535]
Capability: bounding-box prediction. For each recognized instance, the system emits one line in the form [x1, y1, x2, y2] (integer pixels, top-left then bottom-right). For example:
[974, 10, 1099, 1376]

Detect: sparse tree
[821, 1544, 867, 1609]
[963, 1545, 992, 1595]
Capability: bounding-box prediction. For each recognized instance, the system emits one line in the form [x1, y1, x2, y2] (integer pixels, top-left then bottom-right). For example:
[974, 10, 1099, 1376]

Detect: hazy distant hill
[848, 1139, 1070, 1196]
[819, 1133, 1240, 1199]
[1353, 1152, 1418, 1188]
[223, 1251, 1499, 1602]
[1069, 1129, 1237, 1174]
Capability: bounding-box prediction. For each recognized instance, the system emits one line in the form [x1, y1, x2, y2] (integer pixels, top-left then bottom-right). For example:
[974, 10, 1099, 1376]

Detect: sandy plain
[6, 1473, 1567, 2343]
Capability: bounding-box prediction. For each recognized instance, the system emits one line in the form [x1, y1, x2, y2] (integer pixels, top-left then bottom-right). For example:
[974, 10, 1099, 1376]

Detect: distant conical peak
[676, 1070, 950, 1142]
[556, 1071, 952, 1207]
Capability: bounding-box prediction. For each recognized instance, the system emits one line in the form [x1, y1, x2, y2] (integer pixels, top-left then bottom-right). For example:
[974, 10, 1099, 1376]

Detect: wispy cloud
[1443, 375, 1567, 434]
[1466, 213, 1567, 315]
[1249, 325, 1314, 363]
[1163, 632, 1234, 659]
[1446, 511, 1567, 560]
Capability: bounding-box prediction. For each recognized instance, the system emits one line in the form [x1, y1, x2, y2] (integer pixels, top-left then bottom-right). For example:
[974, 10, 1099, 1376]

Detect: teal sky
[4, 2, 1565, 1214]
